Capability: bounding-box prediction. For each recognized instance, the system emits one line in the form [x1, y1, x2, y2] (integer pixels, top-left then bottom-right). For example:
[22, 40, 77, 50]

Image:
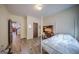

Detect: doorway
[8, 20, 21, 53]
[33, 23, 38, 38]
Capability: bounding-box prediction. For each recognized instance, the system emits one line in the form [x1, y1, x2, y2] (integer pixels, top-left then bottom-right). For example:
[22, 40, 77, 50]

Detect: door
[8, 19, 12, 53]
[33, 23, 38, 38]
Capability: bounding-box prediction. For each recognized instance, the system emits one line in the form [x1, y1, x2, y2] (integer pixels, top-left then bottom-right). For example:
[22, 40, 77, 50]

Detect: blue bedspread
[42, 34, 79, 54]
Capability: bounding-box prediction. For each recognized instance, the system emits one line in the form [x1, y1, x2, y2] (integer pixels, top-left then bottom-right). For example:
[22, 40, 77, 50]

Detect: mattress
[42, 34, 79, 54]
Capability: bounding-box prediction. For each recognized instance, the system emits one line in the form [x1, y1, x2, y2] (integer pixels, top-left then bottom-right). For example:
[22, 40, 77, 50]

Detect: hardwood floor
[20, 37, 41, 54]
[0, 37, 41, 54]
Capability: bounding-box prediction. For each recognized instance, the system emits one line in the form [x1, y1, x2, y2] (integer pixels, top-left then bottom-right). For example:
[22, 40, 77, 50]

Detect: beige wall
[43, 6, 79, 38]
[27, 16, 41, 39]
[0, 5, 10, 50]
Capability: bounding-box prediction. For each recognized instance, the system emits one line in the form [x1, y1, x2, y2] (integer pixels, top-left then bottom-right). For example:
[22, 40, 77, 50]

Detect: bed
[42, 34, 79, 54]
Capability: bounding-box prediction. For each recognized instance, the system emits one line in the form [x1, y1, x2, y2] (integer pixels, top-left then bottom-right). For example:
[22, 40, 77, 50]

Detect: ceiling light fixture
[34, 4, 43, 11]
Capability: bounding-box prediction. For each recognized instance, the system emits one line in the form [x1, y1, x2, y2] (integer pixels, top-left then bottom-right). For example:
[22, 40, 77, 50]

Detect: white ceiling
[5, 4, 75, 16]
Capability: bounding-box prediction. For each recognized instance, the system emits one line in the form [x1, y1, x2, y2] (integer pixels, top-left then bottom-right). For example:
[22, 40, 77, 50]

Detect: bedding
[42, 34, 79, 54]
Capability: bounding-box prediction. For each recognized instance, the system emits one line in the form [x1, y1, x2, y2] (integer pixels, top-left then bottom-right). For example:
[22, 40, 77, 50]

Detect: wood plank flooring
[20, 37, 41, 54]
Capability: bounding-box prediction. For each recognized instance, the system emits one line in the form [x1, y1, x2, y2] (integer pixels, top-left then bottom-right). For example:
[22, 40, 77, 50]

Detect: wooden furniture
[43, 25, 54, 39]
